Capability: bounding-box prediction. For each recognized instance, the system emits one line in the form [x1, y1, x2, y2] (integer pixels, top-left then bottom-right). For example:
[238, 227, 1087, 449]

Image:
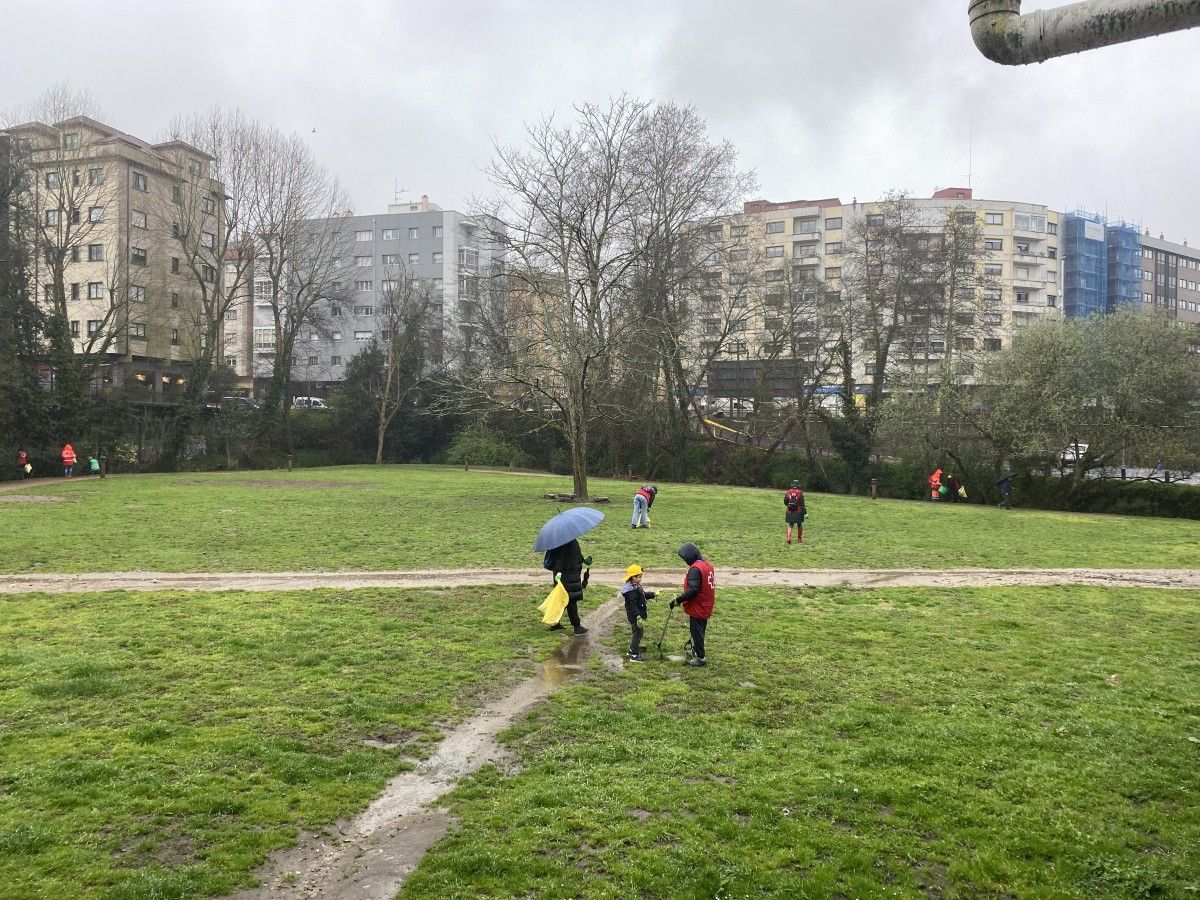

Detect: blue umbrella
[534, 507, 605, 552]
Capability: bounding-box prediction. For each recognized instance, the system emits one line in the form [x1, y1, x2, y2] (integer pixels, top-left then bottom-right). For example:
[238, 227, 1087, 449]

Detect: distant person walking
[784, 480, 806, 544]
[88, 455, 101, 477]
[631, 485, 657, 529]
[928, 468, 943, 501]
[17, 447, 30, 479]
[60, 443, 76, 478]
[546, 538, 591, 636]
[670, 542, 715, 667]
[944, 472, 962, 503]
[996, 472, 1014, 509]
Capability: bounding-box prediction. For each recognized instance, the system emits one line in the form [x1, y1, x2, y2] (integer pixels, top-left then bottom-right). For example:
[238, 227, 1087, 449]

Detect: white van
[292, 396, 329, 410]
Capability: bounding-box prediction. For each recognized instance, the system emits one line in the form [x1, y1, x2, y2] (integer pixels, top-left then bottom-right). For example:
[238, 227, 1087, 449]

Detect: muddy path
[235, 596, 626, 899]
[3, 566, 1200, 594]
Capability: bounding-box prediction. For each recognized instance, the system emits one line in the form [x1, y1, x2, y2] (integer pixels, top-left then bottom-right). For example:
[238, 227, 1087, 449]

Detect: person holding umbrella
[534, 507, 604, 636]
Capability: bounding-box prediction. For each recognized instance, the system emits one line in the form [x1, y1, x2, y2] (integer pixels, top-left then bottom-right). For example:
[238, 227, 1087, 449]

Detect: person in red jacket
[17, 447, 29, 479]
[631, 484, 657, 529]
[669, 542, 715, 667]
[61, 443, 77, 478]
[784, 480, 806, 545]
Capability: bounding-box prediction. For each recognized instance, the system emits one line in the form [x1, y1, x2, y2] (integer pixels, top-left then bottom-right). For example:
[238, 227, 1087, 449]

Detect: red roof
[931, 187, 973, 200]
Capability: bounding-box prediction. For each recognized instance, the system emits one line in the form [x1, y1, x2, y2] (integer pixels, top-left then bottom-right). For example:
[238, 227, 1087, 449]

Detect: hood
[620, 581, 639, 595]
[677, 542, 702, 565]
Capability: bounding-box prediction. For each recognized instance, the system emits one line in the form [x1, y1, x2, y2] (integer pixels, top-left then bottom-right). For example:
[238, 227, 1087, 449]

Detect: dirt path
[3, 566, 1200, 594]
[236, 596, 626, 899]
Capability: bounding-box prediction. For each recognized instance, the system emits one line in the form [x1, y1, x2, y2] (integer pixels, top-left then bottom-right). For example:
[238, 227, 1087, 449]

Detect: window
[354, 229, 373, 242]
[131, 247, 147, 266]
[824, 217, 843, 230]
[201, 231, 215, 249]
[355, 256, 372, 267]
[71, 283, 80, 300]
[381, 254, 400, 265]
[129, 322, 147, 339]
[171, 292, 180, 309]
[983, 239, 1003, 252]
[88, 206, 104, 223]
[70, 208, 81, 224]
[331, 355, 342, 366]
[45, 209, 60, 226]
[88, 244, 104, 261]
[382, 228, 399, 240]
[765, 246, 784, 258]
[332, 331, 342, 341]
[355, 280, 373, 292]
[88, 168, 104, 186]
[201, 264, 215, 282]
[70, 320, 80, 336]
[408, 227, 420, 239]
[1015, 241, 1031, 254]
[129, 285, 147, 303]
[62, 132, 80, 150]
[226, 356, 237, 368]
[730, 224, 748, 237]
[408, 252, 421, 264]
[1016, 290, 1030, 304]
[956, 337, 975, 351]
[87, 320, 101, 335]
[225, 309, 238, 321]
[1014, 213, 1046, 232]
[825, 267, 842, 279]
[87, 282, 104, 299]
[983, 289, 1002, 302]
[432, 251, 443, 263]
[381, 279, 400, 291]
[983, 338, 1002, 351]
[1047, 294, 1058, 308]
[171, 328, 180, 345]
[308, 356, 318, 366]
[131, 210, 148, 229]
[354, 330, 371, 341]
[171, 257, 180, 273]
[984, 312, 1003, 326]
[1047, 247, 1057, 259]
[433, 225, 443, 238]
[202, 196, 216, 215]
[866, 214, 885, 227]
[984, 212, 1003, 225]
[42, 283, 53, 302]
[983, 264, 1002, 276]
[45, 172, 61, 189]
[794, 216, 820, 233]
[956, 211, 975, 224]
[765, 221, 785, 234]
[131, 171, 148, 191]
[730, 249, 749, 262]
[354, 305, 375, 316]
[825, 242, 842, 255]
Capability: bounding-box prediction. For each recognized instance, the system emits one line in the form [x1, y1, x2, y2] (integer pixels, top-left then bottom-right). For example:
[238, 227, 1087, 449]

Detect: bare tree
[242, 126, 351, 450]
[368, 265, 435, 463]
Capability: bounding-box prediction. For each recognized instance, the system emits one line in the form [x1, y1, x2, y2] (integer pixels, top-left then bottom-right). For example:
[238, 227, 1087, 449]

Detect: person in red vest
[784, 480, 806, 545]
[61, 443, 77, 478]
[669, 542, 715, 667]
[631, 484, 657, 529]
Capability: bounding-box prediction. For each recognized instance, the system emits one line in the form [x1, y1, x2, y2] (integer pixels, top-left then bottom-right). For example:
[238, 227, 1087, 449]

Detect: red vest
[636, 487, 654, 504]
[682, 559, 715, 620]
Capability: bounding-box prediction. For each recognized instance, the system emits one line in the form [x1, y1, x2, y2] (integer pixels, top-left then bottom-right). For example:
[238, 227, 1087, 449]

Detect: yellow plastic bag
[538, 581, 569, 625]
[957, 486, 967, 499]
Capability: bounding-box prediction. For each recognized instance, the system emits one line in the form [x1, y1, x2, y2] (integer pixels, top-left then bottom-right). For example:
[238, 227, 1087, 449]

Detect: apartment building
[706, 188, 1061, 400]
[6, 116, 225, 401]
[1137, 232, 1200, 326]
[282, 196, 502, 396]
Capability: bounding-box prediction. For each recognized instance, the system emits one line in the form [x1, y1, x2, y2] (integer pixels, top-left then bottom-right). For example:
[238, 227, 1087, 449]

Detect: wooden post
[100, 456, 107, 479]
[287, 455, 294, 471]
[464, 455, 469, 472]
[870, 478, 878, 499]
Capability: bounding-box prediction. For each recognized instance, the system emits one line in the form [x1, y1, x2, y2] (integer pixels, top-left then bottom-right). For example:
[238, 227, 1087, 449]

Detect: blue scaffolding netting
[1106, 221, 1142, 312]
[1063, 211, 1142, 317]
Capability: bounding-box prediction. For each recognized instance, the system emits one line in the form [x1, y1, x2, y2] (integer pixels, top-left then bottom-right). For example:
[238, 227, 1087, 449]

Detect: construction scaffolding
[1063, 212, 1108, 317]
[1106, 221, 1142, 312]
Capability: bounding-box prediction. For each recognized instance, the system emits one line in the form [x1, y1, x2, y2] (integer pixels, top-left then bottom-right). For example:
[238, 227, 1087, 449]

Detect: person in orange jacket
[61, 443, 77, 478]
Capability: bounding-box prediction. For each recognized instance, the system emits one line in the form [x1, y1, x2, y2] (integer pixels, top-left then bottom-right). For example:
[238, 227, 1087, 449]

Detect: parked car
[292, 396, 329, 410]
[1061, 441, 1089, 464]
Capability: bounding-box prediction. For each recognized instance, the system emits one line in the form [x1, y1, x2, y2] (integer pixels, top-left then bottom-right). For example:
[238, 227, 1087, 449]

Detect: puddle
[237, 596, 622, 899]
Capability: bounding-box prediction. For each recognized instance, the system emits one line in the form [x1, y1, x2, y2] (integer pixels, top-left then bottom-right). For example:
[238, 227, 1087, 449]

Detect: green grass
[403, 586, 1200, 899]
[0, 585, 597, 898]
[2, 465, 1200, 574]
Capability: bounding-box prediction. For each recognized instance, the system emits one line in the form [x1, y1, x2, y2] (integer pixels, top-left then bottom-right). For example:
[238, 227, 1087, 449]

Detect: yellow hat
[624, 564, 644, 580]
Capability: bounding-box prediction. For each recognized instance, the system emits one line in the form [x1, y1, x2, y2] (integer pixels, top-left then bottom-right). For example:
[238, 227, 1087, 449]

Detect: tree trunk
[568, 405, 589, 500]
[375, 419, 386, 465]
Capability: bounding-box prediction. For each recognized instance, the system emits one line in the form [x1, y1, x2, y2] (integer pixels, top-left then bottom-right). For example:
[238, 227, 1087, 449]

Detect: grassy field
[0, 584, 595, 898]
[2, 465, 1200, 574]
[403, 586, 1200, 899]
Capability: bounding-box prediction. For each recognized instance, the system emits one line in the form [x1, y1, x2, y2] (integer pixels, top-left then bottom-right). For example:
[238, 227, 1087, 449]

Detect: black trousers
[688, 616, 708, 659]
[627, 615, 644, 656]
[565, 595, 581, 628]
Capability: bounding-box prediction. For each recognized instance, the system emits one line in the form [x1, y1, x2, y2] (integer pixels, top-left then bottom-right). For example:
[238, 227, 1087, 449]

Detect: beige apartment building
[7, 116, 225, 401]
[704, 187, 1061, 401]
[1138, 231, 1200, 327]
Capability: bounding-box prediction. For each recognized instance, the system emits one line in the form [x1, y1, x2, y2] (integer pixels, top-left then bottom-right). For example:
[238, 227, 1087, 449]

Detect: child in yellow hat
[621, 564, 656, 662]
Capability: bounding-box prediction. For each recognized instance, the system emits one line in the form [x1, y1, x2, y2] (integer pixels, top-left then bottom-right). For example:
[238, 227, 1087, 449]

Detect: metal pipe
[969, 0, 1200, 64]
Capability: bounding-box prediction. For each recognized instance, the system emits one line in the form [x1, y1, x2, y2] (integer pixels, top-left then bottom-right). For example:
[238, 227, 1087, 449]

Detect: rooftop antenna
[393, 179, 407, 203]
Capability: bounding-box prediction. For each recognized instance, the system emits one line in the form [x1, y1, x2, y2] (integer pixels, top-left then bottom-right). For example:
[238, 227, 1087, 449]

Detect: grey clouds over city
[5, 0, 1199, 239]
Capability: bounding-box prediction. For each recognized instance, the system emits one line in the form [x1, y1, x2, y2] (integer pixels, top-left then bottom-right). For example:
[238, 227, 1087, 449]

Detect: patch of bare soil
[236, 597, 624, 899]
[5, 567, 1200, 594]
[176, 478, 365, 490]
[0, 494, 67, 503]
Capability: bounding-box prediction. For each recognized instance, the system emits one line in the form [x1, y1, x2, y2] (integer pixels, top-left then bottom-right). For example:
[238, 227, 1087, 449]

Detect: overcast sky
[6, 0, 1199, 242]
